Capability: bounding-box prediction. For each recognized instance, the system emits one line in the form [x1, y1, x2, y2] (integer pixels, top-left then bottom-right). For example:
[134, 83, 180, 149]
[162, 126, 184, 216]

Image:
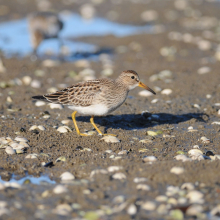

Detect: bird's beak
[138, 81, 156, 95]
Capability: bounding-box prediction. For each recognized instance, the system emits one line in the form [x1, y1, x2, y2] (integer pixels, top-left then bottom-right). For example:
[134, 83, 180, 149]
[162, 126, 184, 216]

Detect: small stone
[38, 125, 46, 131]
[200, 136, 210, 144]
[151, 99, 158, 103]
[57, 126, 71, 133]
[29, 125, 38, 131]
[197, 66, 211, 74]
[101, 136, 120, 143]
[31, 79, 41, 88]
[112, 172, 126, 180]
[60, 172, 75, 181]
[170, 209, 184, 220]
[141, 201, 156, 211]
[142, 156, 157, 163]
[133, 177, 147, 183]
[61, 120, 71, 125]
[35, 101, 46, 107]
[5, 146, 15, 155]
[105, 150, 113, 154]
[161, 89, 172, 95]
[186, 191, 204, 204]
[136, 184, 150, 191]
[53, 185, 68, 194]
[49, 103, 63, 109]
[14, 136, 28, 142]
[155, 195, 167, 202]
[118, 150, 128, 155]
[181, 183, 195, 191]
[107, 166, 123, 172]
[139, 90, 154, 97]
[170, 167, 185, 175]
[22, 76, 32, 85]
[127, 203, 137, 215]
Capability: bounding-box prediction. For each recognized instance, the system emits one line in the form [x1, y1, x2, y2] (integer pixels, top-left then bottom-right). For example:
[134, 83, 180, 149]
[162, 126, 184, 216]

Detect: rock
[170, 167, 185, 175]
[101, 136, 120, 143]
[60, 172, 75, 181]
[53, 185, 68, 194]
[5, 146, 15, 155]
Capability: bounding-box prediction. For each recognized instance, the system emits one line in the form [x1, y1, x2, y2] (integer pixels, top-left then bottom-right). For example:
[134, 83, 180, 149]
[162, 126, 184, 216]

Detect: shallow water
[0, 13, 152, 60]
[0, 173, 56, 185]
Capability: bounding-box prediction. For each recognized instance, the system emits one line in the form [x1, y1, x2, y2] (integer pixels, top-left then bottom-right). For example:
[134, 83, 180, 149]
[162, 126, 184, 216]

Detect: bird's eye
[131, 76, 135, 79]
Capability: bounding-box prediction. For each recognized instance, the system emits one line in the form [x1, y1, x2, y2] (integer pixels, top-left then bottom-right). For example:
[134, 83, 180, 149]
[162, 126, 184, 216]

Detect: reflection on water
[0, 173, 56, 185]
[0, 13, 152, 60]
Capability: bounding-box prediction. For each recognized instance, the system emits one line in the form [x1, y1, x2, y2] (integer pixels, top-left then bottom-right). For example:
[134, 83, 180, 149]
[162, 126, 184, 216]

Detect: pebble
[170, 166, 185, 175]
[38, 125, 46, 131]
[197, 40, 212, 51]
[25, 154, 38, 159]
[139, 139, 153, 144]
[133, 177, 147, 183]
[141, 201, 156, 211]
[57, 126, 72, 133]
[174, 154, 192, 162]
[53, 185, 68, 194]
[197, 66, 211, 74]
[105, 150, 113, 154]
[127, 203, 137, 215]
[14, 137, 28, 142]
[200, 136, 210, 144]
[113, 195, 125, 204]
[161, 89, 172, 95]
[35, 101, 46, 107]
[55, 156, 66, 163]
[107, 166, 123, 172]
[49, 103, 63, 109]
[186, 204, 203, 216]
[186, 190, 204, 204]
[60, 172, 75, 181]
[151, 99, 158, 104]
[16, 149, 24, 154]
[118, 150, 128, 155]
[181, 183, 195, 191]
[136, 184, 151, 191]
[5, 146, 15, 155]
[31, 79, 41, 88]
[138, 90, 154, 97]
[206, 94, 212, 99]
[61, 119, 72, 125]
[10, 143, 25, 150]
[142, 156, 157, 163]
[155, 195, 168, 202]
[22, 76, 32, 85]
[29, 125, 38, 131]
[112, 173, 126, 180]
[101, 136, 120, 143]
[90, 169, 108, 178]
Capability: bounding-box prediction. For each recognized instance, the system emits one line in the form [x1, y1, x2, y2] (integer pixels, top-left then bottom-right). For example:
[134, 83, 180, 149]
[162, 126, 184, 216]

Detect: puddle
[0, 173, 56, 185]
[0, 13, 153, 60]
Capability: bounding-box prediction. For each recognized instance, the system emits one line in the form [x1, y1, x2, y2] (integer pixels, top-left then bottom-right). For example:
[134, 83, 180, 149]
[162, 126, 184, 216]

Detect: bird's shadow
[68, 112, 208, 131]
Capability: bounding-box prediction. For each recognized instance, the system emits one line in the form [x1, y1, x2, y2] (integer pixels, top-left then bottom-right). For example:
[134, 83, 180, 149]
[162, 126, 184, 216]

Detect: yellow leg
[90, 116, 116, 136]
[71, 111, 88, 136]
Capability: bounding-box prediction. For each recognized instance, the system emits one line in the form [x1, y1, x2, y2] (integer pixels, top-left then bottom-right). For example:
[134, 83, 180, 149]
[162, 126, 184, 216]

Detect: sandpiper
[28, 11, 63, 54]
[32, 70, 156, 136]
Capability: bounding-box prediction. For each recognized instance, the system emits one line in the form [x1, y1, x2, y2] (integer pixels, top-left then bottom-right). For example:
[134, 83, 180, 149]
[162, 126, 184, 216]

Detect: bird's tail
[32, 91, 65, 104]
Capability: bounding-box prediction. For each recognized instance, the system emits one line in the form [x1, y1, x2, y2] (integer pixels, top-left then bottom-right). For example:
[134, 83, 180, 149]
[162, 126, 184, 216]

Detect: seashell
[113, 195, 125, 204]
[186, 204, 203, 216]
[190, 154, 205, 161]
[193, 104, 200, 109]
[10, 143, 25, 150]
[112, 172, 126, 180]
[47, 87, 58, 93]
[112, 156, 122, 160]
[146, 131, 158, 136]
[138, 90, 154, 97]
[134, 177, 147, 183]
[87, 131, 96, 136]
[53, 185, 68, 194]
[105, 150, 113, 154]
[210, 204, 220, 216]
[193, 145, 200, 149]
[19, 142, 30, 148]
[211, 121, 220, 125]
[141, 201, 156, 211]
[60, 172, 75, 181]
[101, 136, 120, 143]
[38, 125, 46, 131]
[15, 136, 28, 142]
[161, 89, 172, 95]
[139, 148, 149, 153]
[181, 183, 195, 191]
[186, 190, 204, 204]
[48, 103, 63, 109]
[142, 156, 157, 162]
[151, 99, 158, 103]
[118, 150, 128, 155]
[170, 167, 185, 175]
[29, 125, 38, 131]
[136, 184, 151, 191]
[107, 166, 123, 172]
[200, 136, 210, 144]
[174, 154, 192, 162]
[127, 203, 137, 215]
[25, 154, 38, 159]
[61, 120, 72, 125]
[90, 169, 108, 178]
[197, 66, 211, 74]
[57, 126, 72, 133]
[31, 79, 41, 88]
[6, 96, 12, 103]
[35, 101, 46, 107]
[22, 76, 32, 85]
[139, 139, 152, 144]
[16, 149, 24, 154]
[188, 149, 203, 155]
[5, 146, 15, 155]
[155, 195, 167, 202]
[55, 156, 67, 163]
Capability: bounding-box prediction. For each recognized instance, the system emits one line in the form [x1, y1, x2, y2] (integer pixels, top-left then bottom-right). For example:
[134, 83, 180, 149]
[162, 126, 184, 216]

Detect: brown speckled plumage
[33, 70, 156, 136]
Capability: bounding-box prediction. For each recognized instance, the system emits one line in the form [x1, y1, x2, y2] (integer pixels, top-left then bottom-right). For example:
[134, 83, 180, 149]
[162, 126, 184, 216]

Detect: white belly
[68, 104, 109, 116]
